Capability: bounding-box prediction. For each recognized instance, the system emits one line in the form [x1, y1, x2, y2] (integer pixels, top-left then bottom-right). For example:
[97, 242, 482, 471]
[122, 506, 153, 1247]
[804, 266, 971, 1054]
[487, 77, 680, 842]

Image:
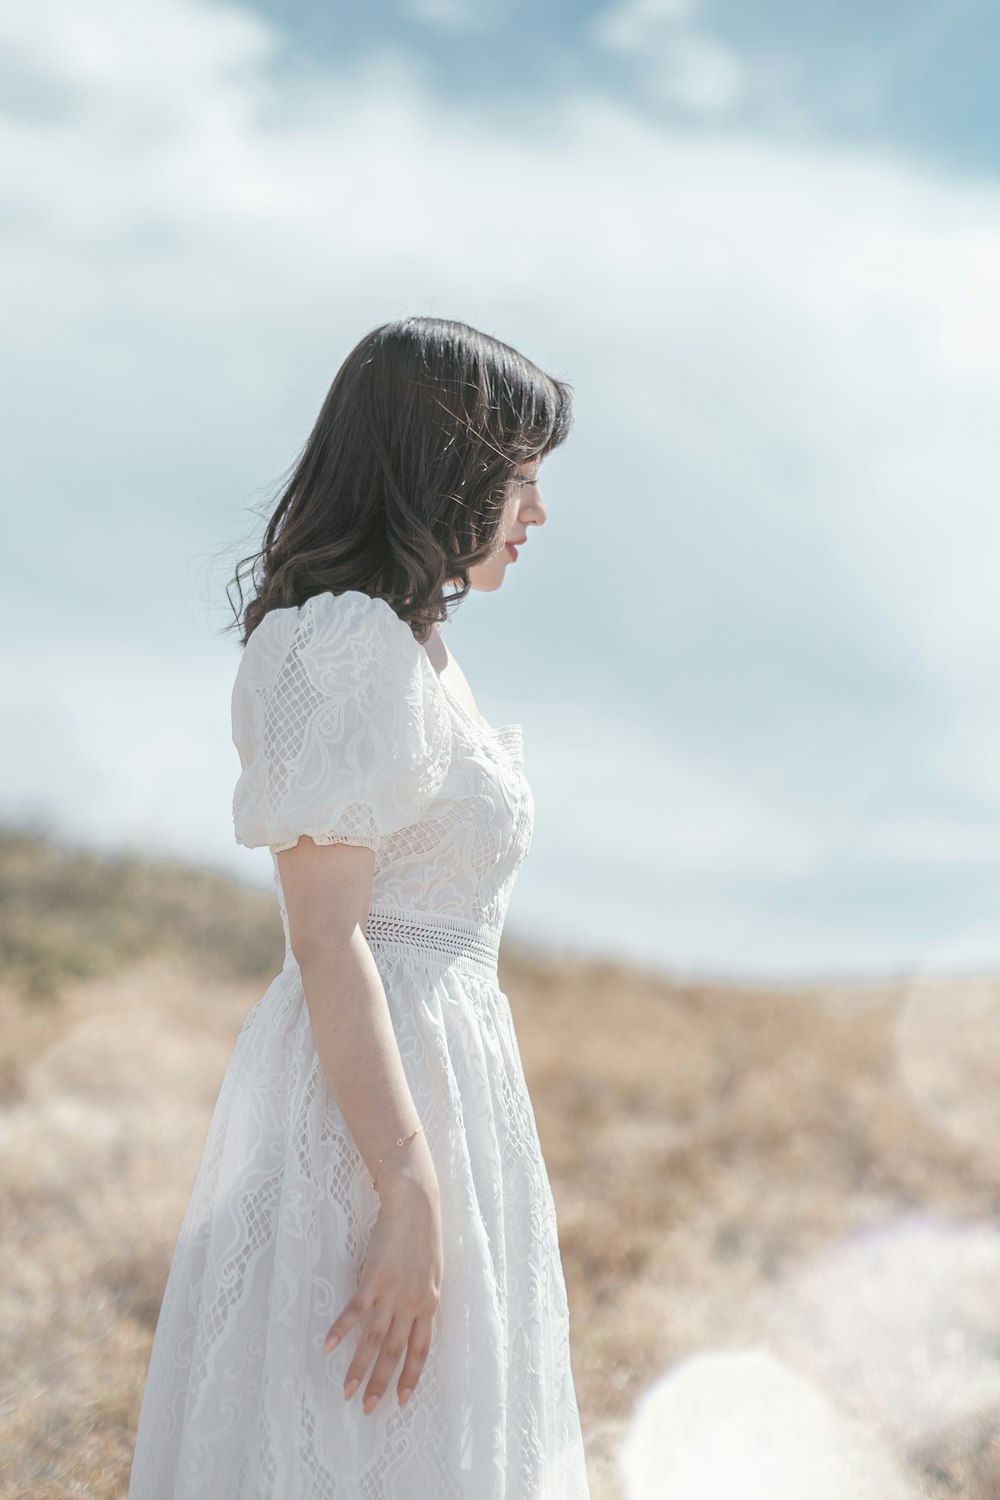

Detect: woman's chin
[468, 560, 508, 593]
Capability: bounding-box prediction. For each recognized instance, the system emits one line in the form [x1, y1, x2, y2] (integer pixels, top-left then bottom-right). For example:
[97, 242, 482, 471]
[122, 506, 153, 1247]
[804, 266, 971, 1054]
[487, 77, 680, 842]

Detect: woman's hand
[325, 1145, 444, 1415]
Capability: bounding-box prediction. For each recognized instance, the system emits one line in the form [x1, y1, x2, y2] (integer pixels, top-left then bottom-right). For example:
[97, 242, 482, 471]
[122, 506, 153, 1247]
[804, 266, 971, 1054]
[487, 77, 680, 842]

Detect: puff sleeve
[231, 590, 453, 855]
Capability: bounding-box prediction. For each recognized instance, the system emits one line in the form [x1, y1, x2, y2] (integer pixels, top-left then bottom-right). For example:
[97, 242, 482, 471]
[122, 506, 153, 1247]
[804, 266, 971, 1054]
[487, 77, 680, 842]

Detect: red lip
[505, 542, 519, 559]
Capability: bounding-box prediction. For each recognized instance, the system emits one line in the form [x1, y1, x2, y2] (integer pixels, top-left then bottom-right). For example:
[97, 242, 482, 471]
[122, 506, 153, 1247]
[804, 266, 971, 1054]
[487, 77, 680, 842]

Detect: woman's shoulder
[231, 595, 453, 852]
[247, 588, 409, 644]
[238, 590, 420, 685]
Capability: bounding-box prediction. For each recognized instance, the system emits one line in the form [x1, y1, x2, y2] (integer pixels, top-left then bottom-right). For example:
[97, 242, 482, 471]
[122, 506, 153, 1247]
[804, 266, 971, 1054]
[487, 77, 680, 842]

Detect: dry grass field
[2, 827, 1000, 1498]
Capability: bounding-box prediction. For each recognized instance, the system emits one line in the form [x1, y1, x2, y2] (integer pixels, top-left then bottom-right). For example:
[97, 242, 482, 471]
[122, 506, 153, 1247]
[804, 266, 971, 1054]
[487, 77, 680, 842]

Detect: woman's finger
[394, 1309, 435, 1407]
[360, 1313, 409, 1413]
[324, 1290, 371, 1355]
[342, 1304, 393, 1401]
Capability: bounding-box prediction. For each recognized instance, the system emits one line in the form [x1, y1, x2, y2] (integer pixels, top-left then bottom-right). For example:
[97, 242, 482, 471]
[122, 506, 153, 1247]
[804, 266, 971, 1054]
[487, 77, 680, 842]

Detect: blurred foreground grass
[2, 829, 1000, 1498]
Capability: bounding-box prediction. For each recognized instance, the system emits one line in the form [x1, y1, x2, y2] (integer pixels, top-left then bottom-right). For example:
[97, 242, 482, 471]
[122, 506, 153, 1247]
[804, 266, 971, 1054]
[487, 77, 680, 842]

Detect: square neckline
[359, 594, 520, 752]
[417, 628, 520, 743]
[432, 668, 522, 743]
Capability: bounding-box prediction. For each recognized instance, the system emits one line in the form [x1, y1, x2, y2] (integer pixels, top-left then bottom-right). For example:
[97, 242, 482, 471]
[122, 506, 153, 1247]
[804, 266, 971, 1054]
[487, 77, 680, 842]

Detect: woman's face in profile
[468, 459, 546, 593]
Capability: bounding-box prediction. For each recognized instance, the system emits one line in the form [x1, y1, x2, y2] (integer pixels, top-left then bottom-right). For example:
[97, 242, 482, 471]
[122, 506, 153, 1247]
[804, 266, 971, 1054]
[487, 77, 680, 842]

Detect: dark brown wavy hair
[227, 317, 573, 645]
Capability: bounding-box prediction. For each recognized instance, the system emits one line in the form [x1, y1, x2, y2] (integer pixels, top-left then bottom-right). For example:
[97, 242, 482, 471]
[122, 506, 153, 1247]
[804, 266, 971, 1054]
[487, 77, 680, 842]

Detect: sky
[3, 0, 1000, 982]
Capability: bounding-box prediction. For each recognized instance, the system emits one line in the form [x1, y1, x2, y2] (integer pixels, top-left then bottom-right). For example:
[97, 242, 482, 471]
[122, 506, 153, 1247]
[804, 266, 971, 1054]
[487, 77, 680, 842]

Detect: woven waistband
[365, 903, 501, 982]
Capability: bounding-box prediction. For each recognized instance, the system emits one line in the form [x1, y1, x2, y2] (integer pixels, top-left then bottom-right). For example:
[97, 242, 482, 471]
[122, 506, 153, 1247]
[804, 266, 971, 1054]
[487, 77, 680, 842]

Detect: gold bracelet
[371, 1125, 423, 1192]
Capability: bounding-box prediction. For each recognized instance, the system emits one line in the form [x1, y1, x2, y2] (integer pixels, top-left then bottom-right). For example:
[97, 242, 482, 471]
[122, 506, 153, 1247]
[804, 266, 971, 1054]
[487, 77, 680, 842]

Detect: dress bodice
[229, 590, 534, 963]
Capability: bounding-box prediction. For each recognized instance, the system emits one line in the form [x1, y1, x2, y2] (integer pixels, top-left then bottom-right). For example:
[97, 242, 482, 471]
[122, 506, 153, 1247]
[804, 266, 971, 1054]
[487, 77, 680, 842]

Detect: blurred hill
[2, 829, 1000, 1498]
[0, 828, 283, 1006]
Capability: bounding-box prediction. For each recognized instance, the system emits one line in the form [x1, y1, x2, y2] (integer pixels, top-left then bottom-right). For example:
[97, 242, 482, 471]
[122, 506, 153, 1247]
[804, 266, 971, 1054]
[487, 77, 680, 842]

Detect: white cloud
[0, 638, 241, 871]
[592, 0, 694, 52]
[592, 0, 745, 116]
[3, 0, 1000, 976]
[660, 33, 744, 113]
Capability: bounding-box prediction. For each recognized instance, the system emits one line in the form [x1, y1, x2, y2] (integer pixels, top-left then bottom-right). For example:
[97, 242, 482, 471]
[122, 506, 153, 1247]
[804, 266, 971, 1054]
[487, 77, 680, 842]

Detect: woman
[127, 317, 591, 1498]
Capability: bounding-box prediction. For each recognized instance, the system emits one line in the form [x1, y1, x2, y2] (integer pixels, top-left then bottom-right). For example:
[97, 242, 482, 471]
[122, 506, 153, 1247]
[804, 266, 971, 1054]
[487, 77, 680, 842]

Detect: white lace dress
[127, 589, 591, 1500]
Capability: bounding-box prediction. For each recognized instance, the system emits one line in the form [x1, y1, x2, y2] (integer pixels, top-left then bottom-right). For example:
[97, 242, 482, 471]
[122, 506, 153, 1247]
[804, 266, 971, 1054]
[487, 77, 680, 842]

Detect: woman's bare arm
[276, 834, 443, 1415]
[278, 834, 428, 1180]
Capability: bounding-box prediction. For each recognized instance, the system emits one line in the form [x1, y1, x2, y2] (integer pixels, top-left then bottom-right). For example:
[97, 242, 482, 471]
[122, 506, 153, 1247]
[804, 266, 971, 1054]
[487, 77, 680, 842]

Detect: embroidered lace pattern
[365, 904, 503, 981]
[127, 589, 591, 1499]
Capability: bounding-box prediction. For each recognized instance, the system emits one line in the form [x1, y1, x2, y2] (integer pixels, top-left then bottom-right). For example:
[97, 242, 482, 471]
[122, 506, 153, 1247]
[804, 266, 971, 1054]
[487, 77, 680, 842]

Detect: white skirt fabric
[127, 922, 591, 1499]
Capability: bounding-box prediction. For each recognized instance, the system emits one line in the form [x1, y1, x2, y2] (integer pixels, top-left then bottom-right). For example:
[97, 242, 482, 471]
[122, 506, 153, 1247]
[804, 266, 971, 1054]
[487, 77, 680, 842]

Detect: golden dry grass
[2, 830, 1000, 1497]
